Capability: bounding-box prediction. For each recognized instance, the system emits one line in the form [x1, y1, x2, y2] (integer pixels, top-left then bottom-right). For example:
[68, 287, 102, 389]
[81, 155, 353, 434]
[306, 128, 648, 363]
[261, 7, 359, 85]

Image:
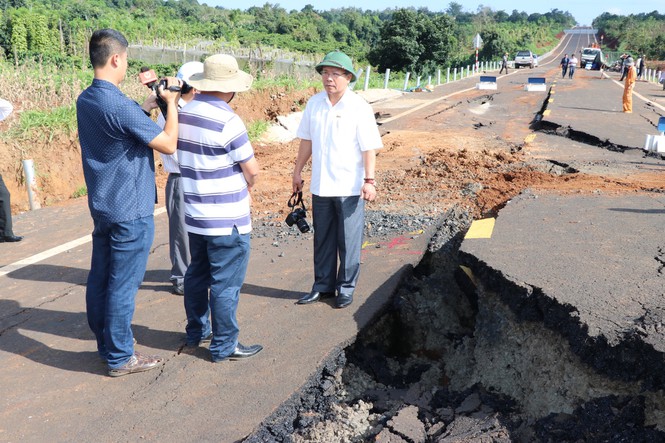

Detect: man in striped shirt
[177, 54, 262, 362]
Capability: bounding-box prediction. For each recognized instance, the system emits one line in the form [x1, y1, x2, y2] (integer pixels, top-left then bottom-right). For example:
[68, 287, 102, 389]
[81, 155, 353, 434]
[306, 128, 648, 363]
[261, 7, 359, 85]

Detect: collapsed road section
[245, 193, 665, 441]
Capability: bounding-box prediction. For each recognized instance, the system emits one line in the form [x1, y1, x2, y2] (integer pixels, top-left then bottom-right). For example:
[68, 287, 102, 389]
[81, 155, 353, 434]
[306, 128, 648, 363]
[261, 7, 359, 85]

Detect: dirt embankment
[0, 85, 316, 213]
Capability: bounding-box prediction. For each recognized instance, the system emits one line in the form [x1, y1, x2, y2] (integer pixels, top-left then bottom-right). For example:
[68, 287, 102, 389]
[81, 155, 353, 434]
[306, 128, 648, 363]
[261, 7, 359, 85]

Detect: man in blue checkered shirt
[77, 29, 180, 377]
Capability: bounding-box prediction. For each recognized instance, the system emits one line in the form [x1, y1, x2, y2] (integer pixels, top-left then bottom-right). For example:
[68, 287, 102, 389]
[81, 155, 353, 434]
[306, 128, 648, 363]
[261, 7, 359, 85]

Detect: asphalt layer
[3, 32, 665, 441]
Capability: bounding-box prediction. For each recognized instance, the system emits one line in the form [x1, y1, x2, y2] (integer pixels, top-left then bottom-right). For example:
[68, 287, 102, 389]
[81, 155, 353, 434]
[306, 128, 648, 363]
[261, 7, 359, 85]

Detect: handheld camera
[285, 191, 310, 233]
[139, 67, 184, 117]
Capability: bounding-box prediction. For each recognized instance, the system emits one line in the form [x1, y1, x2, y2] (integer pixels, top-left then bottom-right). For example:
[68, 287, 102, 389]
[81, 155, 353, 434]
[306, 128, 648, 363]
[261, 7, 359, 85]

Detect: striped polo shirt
[177, 94, 254, 236]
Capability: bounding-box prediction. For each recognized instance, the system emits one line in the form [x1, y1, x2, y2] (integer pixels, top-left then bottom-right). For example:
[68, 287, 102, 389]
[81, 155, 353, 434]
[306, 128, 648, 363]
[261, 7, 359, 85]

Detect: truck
[580, 47, 603, 70]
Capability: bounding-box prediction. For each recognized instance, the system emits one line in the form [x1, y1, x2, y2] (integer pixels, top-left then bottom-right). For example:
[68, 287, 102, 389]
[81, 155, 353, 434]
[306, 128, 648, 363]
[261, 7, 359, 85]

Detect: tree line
[0, 0, 578, 75]
[594, 11, 665, 60]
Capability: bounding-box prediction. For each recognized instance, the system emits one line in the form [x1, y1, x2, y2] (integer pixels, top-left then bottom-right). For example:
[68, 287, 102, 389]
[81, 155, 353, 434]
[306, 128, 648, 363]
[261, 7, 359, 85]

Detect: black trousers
[0, 174, 14, 237]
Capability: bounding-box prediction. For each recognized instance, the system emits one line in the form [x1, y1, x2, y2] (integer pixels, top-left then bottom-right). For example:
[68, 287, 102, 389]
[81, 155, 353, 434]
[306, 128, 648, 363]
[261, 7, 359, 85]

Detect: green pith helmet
[315, 51, 357, 82]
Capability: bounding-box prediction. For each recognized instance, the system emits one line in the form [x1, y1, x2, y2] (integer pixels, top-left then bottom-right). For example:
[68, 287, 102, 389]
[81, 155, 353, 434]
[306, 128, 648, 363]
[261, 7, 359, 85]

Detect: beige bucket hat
[187, 54, 253, 93]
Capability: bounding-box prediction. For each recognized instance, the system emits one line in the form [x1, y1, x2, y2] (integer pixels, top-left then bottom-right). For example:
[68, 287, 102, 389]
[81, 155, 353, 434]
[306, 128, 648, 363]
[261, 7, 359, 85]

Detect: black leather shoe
[214, 343, 263, 362]
[296, 291, 334, 305]
[0, 235, 23, 243]
[336, 293, 353, 309]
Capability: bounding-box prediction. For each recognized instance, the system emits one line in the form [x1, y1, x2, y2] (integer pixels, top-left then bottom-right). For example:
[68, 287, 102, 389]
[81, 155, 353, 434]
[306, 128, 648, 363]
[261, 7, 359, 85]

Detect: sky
[202, 0, 662, 27]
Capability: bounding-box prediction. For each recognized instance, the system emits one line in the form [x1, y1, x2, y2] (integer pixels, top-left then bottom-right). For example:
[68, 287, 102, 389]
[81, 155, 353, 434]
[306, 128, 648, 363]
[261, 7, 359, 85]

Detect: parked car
[514, 50, 535, 69]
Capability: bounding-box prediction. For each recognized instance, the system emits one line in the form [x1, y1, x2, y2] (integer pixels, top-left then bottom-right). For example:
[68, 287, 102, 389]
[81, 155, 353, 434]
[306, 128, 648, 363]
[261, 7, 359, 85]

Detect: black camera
[285, 191, 310, 233]
[153, 78, 183, 117]
[139, 67, 184, 117]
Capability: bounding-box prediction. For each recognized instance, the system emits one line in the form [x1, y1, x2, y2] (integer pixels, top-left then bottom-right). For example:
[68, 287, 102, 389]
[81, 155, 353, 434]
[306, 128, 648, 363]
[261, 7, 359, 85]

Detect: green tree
[9, 10, 27, 54]
[368, 8, 424, 72]
[369, 9, 457, 74]
[478, 29, 511, 60]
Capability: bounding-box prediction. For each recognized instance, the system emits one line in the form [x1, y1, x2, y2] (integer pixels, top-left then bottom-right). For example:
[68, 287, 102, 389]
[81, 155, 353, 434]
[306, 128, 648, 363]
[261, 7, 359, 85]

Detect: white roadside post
[403, 72, 410, 91]
[446, 67, 450, 83]
[384, 69, 390, 89]
[22, 159, 41, 210]
[453, 67, 457, 81]
[437, 69, 441, 86]
[363, 65, 370, 91]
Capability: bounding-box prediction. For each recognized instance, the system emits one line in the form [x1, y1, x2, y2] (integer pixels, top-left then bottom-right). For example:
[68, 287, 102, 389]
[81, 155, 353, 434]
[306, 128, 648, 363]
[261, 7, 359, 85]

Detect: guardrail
[353, 60, 502, 92]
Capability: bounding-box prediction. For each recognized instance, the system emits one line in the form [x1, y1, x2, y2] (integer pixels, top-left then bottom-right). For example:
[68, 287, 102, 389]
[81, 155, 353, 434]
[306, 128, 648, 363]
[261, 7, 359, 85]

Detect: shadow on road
[0, 299, 183, 374]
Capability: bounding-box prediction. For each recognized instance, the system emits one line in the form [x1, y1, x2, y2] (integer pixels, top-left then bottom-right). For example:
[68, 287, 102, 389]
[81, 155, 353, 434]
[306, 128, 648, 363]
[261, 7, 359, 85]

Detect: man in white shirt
[158, 61, 203, 295]
[293, 51, 383, 309]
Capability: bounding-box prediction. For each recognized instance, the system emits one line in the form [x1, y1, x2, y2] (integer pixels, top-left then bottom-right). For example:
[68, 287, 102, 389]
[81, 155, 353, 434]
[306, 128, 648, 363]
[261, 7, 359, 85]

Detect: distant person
[560, 54, 569, 78]
[157, 61, 203, 296]
[499, 52, 509, 74]
[76, 28, 181, 377]
[0, 99, 22, 243]
[623, 58, 637, 113]
[637, 55, 645, 81]
[568, 55, 578, 79]
[619, 53, 629, 81]
[293, 51, 383, 309]
[178, 54, 263, 362]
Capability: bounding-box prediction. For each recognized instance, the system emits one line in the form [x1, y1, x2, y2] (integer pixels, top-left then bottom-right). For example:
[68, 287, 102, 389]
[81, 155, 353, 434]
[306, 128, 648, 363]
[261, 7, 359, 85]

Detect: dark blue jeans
[86, 216, 154, 368]
[184, 228, 250, 361]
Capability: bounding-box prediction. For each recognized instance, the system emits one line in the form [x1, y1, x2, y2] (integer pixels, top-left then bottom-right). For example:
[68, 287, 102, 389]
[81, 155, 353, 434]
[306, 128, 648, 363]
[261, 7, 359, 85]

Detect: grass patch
[252, 73, 319, 91]
[6, 105, 78, 142]
[247, 119, 270, 142]
[72, 186, 87, 198]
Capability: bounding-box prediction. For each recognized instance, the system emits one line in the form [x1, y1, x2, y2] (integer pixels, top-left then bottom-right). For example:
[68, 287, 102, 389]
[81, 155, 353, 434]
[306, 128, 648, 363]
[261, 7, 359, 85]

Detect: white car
[514, 50, 535, 69]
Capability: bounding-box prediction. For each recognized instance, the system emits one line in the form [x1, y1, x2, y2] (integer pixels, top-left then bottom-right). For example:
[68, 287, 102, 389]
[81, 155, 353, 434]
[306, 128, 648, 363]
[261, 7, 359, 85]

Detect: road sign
[473, 33, 483, 49]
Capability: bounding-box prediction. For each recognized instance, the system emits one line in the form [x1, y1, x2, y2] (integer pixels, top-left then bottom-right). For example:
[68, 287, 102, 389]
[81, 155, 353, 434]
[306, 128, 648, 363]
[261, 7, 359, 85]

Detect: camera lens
[296, 218, 310, 233]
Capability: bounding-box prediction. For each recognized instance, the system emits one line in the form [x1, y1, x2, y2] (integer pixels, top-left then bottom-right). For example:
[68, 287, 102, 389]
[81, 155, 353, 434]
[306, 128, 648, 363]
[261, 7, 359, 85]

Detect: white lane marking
[379, 85, 478, 124]
[0, 206, 167, 278]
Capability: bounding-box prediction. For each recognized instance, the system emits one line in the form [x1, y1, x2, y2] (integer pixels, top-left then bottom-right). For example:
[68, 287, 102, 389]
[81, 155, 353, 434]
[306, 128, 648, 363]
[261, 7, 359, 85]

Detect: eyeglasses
[320, 71, 347, 79]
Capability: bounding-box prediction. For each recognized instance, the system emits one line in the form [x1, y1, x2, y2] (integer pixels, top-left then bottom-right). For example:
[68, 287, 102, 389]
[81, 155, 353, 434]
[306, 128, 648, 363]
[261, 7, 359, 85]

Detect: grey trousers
[166, 173, 190, 284]
[311, 194, 365, 296]
[0, 174, 14, 237]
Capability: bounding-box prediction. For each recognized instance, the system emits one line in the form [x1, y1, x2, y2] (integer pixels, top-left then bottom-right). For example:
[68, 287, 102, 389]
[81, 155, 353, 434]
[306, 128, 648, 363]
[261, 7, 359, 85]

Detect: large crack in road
[246, 206, 665, 442]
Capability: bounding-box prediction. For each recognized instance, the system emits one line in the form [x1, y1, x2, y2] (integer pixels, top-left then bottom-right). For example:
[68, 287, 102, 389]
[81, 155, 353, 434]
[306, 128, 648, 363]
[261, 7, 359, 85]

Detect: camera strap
[288, 191, 307, 211]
